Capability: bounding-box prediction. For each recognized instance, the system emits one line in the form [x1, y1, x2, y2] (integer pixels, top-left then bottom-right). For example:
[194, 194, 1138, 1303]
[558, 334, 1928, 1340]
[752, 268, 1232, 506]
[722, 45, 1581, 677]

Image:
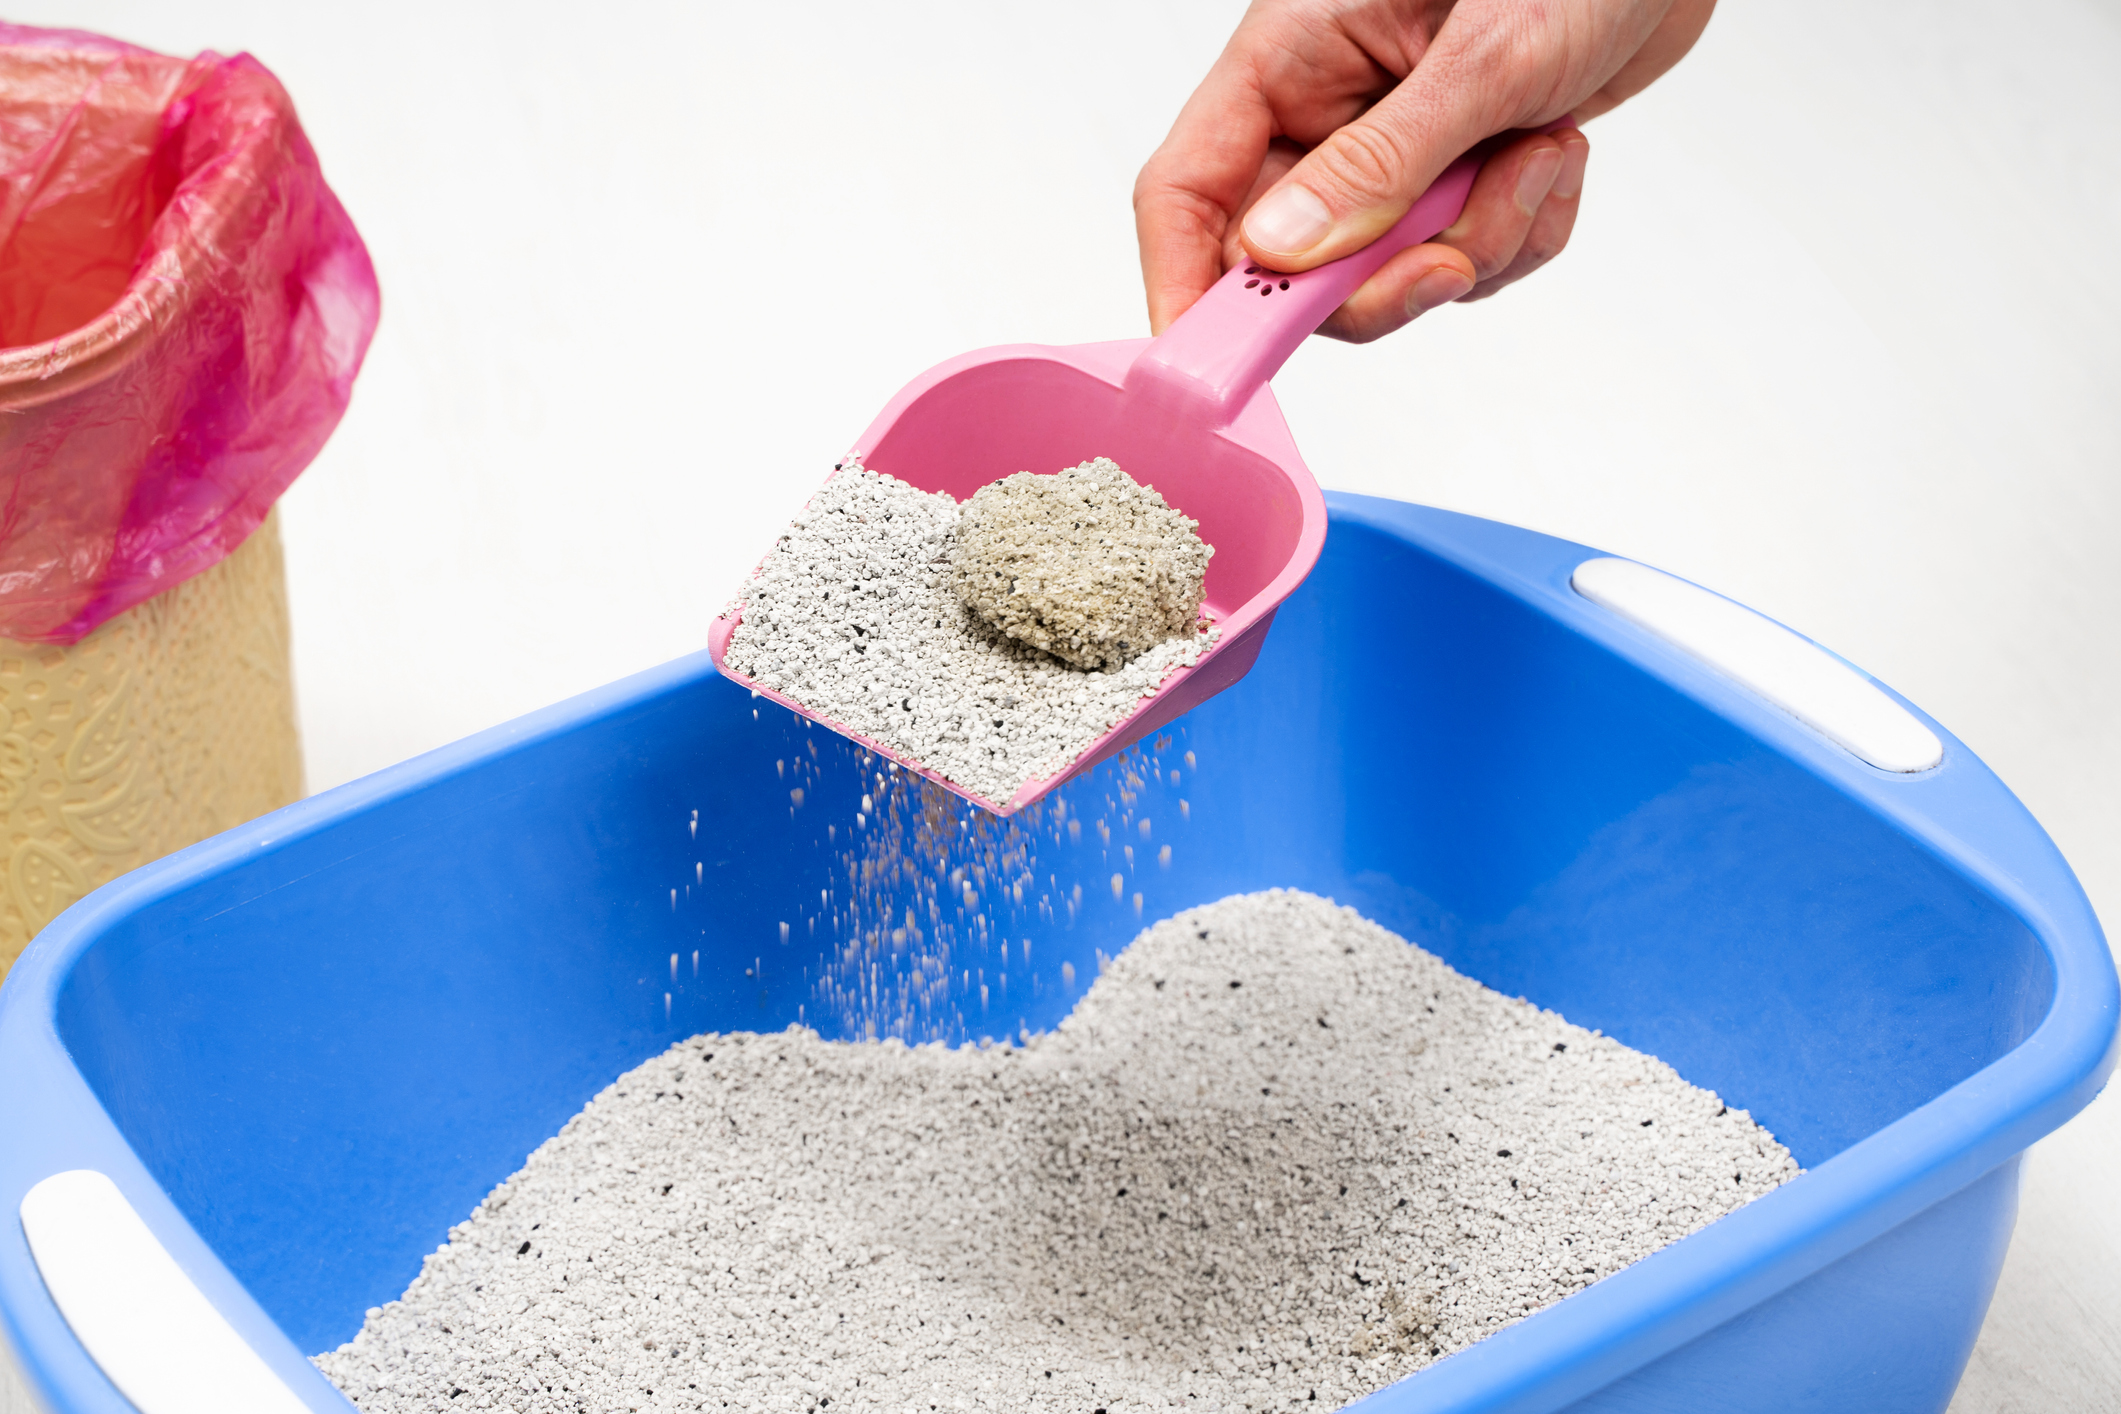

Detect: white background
[13, 0, 2120, 1405]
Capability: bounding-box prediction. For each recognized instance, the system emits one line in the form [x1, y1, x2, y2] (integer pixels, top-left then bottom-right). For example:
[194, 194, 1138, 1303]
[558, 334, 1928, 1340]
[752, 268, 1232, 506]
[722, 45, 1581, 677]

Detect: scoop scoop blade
[711, 131, 1559, 813]
[710, 338, 1320, 815]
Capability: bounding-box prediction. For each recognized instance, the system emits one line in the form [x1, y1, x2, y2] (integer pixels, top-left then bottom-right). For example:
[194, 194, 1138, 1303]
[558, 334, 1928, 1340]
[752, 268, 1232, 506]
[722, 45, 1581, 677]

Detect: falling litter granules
[721, 463, 1215, 805]
[316, 891, 1799, 1414]
[807, 763, 1046, 1043]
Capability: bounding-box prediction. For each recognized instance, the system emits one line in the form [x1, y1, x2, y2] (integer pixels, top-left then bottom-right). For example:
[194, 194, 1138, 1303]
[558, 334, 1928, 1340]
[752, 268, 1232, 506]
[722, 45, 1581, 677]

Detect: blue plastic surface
[0, 495, 2112, 1414]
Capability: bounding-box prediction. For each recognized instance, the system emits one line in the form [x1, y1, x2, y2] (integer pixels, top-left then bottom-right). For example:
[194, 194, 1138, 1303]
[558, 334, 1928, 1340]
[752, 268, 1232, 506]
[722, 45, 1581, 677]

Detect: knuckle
[1135, 178, 1228, 244]
[1467, 248, 1509, 283]
[1519, 226, 1568, 268]
[1460, 234, 1515, 284]
[1131, 153, 1185, 212]
[1311, 122, 1411, 205]
[1514, 209, 1578, 270]
[1320, 279, 1405, 345]
[1321, 308, 1399, 345]
[1131, 163, 1158, 210]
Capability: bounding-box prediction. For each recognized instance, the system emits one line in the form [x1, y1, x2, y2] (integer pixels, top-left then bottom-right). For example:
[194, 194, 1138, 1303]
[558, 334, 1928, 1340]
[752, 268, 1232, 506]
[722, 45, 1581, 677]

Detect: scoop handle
[1123, 121, 1576, 425]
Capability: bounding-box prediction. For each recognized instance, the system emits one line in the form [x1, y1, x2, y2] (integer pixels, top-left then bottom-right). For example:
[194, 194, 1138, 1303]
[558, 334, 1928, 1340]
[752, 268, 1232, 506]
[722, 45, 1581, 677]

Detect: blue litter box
[0, 495, 2112, 1414]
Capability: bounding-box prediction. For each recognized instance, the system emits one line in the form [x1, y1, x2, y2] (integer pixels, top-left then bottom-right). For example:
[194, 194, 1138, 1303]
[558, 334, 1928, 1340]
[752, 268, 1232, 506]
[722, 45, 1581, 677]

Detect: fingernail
[1405, 267, 1474, 318]
[1550, 135, 1588, 201]
[1514, 146, 1563, 217]
[1244, 183, 1333, 255]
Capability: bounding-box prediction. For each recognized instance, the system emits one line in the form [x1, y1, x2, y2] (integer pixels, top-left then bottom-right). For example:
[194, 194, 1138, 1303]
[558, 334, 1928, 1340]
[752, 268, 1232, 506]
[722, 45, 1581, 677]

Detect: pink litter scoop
[711, 133, 1553, 815]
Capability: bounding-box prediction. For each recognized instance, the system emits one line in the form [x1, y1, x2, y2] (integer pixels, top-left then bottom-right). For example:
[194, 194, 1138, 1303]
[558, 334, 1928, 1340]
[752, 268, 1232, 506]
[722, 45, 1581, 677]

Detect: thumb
[1237, 0, 1577, 275]
[1240, 102, 1484, 272]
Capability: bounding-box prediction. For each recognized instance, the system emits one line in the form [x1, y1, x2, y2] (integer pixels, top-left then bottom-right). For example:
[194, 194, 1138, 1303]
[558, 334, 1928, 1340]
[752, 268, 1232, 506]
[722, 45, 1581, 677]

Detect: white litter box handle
[18, 1171, 311, 1414]
[1571, 557, 1944, 774]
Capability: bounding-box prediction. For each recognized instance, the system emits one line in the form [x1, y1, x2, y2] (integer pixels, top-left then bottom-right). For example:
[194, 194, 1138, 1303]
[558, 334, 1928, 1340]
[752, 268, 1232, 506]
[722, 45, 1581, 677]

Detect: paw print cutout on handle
[1241, 265, 1294, 297]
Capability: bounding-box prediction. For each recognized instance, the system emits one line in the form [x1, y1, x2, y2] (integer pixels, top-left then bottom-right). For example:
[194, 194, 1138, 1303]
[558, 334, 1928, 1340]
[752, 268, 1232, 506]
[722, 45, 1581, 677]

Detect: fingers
[1317, 244, 1477, 343]
[1220, 140, 1306, 272]
[1458, 126, 1588, 300]
[1238, 108, 1472, 275]
[1317, 126, 1588, 343]
[1439, 132, 1568, 278]
[1143, 0, 1675, 337]
[1133, 48, 1281, 334]
[1235, 0, 1560, 273]
[1138, 3, 1406, 333]
[1134, 174, 1236, 338]
[1237, 0, 1665, 277]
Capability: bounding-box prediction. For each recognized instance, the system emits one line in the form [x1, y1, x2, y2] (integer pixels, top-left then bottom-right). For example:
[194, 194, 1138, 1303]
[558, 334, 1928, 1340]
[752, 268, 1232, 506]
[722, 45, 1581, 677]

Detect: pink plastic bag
[0, 23, 378, 643]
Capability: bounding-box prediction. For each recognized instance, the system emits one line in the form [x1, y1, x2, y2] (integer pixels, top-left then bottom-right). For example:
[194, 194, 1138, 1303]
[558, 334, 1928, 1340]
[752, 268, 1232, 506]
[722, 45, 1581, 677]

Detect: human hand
[1134, 0, 1714, 342]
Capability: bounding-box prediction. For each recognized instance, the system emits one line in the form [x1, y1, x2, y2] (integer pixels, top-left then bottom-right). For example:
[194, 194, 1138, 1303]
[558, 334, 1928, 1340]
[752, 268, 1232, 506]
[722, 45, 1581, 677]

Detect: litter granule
[721, 465, 1215, 805]
[952, 458, 1212, 671]
[316, 890, 1799, 1414]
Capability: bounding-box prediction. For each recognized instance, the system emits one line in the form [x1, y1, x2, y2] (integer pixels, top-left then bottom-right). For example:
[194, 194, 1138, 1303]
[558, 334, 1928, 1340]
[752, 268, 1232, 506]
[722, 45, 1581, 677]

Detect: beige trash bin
[0, 510, 303, 977]
[0, 27, 377, 978]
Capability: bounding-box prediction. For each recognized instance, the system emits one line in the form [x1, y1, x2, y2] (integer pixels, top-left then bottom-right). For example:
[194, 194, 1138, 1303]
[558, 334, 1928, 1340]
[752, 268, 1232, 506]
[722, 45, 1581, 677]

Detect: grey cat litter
[952, 458, 1212, 671]
[317, 890, 1799, 1414]
[720, 464, 1214, 806]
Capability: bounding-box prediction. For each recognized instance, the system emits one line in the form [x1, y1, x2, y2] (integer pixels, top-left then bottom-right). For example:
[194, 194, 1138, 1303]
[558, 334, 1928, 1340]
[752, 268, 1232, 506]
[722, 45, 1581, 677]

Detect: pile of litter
[952, 458, 1212, 671]
[316, 890, 1799, 1414]
[720, 463, 1213, 806]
